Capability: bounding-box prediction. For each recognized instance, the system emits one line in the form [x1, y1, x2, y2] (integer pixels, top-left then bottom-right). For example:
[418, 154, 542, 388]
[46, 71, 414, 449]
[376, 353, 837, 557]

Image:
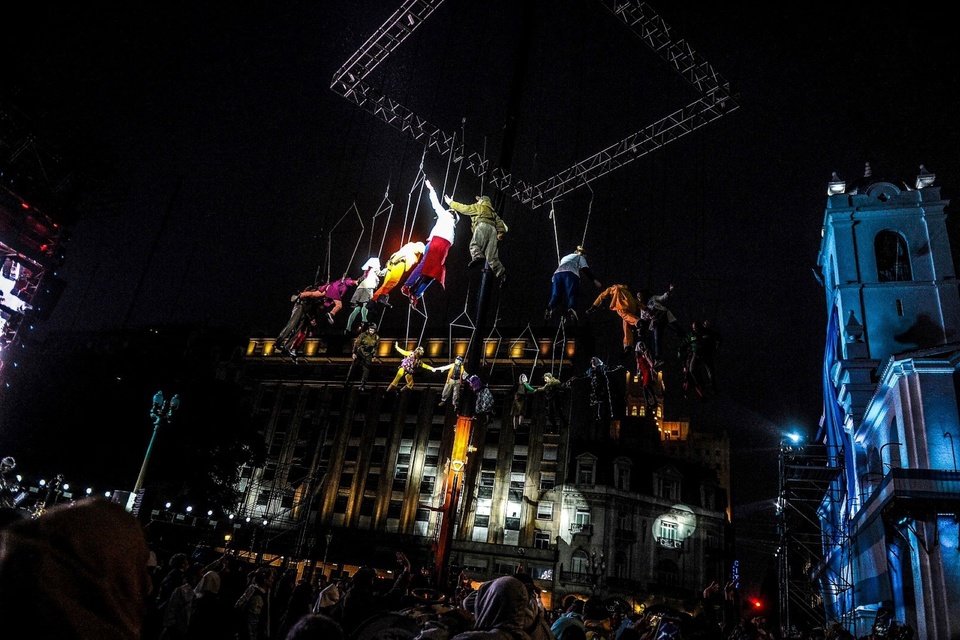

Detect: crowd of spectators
[0, 498, 913, 640]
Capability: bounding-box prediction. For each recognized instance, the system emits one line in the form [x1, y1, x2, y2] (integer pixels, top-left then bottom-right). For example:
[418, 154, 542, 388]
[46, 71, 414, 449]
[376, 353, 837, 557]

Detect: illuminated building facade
[234, 332, 730, 611]
[814, 164, 960, 636]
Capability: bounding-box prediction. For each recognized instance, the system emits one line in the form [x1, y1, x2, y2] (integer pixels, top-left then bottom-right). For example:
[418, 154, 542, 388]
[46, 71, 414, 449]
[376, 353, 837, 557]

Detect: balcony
[656, 536, 683, 549]
[559, 570, 591, 584]
[569, 523, 593, 535]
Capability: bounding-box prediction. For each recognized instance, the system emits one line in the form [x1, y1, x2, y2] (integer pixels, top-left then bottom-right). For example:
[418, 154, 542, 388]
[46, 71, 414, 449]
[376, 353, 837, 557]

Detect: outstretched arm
[394, 343, 412, 357]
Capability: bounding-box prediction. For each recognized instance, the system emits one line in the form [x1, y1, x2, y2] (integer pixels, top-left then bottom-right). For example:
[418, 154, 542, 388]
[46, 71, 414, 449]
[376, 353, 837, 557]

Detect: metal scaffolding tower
[777, 441, 851, 633]
[330, 0, 739, 210]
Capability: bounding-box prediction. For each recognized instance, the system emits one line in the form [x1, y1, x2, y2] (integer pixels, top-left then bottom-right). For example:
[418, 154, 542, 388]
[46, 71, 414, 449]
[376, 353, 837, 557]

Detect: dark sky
[2, 0, 959, 578]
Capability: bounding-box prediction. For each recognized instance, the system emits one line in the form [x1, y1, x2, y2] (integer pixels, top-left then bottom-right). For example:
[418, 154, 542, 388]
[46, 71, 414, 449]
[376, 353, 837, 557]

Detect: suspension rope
[549, 198, 561, 264]
[580, 181, 594, 248]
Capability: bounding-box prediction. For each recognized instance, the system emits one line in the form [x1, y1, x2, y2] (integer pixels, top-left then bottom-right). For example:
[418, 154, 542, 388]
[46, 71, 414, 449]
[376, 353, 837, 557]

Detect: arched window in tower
[875, 230, 912, 282]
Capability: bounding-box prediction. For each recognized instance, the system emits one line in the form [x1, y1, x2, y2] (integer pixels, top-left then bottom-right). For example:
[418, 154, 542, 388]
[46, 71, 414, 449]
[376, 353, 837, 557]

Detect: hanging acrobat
[345, 257, 383, 334]
[275, 285, 328, 360]
[401, 178, 459, 308]
[444, 192, 508, 286]
[545, 246, 601, 324]
[372, 241, 426, 308]
[385, 343, 435, 392]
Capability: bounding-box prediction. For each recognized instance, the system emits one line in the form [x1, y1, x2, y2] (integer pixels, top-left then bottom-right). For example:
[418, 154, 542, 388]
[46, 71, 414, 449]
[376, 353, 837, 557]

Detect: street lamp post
[589, 550, 606, 595]
[133, 391, 180, 493]
[322, 532, 333, 579]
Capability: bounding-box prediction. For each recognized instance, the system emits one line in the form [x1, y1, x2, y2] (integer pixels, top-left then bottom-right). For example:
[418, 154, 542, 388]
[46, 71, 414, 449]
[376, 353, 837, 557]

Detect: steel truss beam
[331, 0, 739, 210]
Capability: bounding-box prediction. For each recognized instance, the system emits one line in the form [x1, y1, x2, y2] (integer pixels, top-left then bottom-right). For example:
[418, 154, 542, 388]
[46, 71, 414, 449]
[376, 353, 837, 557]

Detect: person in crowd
[0, 455, 19, 509]
[449, 575, 552, 640]
[347, 322, 381, 391]
[545, 246, 601, 324]
[444, 192, 508, 286]
[276, 575, 316, 640]
[0, 497, 153, 640]
[313, 576, 348, 615]
[345, 257, 383, 334]
[154, 552, 193, 628]
[186, 555, 238, 640]
[235, 567, 277, 640]
[158, 563, 204, 640]
[551, 598, 585, 640]
[283, 612, 345, 640]
[336, 554, 413, 636]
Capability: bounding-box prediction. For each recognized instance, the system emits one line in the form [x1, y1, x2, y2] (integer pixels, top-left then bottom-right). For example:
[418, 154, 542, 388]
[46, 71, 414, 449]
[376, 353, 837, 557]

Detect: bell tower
[817, 163, 960, 424]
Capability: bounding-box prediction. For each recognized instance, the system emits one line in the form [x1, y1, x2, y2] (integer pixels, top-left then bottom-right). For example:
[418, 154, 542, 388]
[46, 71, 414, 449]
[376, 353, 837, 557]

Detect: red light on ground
[752, 599, 763, 608]
[20, 202, 29, 209]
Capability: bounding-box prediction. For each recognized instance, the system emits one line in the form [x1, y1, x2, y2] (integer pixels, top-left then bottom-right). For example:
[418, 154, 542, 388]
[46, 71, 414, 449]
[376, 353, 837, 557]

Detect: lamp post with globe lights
[133, 391, 180, 493]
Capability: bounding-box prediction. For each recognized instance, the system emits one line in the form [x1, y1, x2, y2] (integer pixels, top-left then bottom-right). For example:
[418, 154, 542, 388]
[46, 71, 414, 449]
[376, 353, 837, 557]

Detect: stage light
[827, 172, 846, 195]
[915, 165, 936, 189]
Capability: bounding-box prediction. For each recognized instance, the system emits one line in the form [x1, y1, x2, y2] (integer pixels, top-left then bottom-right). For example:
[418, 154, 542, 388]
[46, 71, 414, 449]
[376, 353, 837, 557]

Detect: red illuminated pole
[434, 414, 472, 588]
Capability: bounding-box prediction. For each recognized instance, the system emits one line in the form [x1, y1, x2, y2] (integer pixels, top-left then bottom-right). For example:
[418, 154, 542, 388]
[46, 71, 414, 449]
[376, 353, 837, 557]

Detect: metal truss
[330, 0, 739, 210]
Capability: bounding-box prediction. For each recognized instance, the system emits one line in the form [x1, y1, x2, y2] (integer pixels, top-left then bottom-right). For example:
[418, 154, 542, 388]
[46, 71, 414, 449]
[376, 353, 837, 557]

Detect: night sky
[2, 1, 960, 589]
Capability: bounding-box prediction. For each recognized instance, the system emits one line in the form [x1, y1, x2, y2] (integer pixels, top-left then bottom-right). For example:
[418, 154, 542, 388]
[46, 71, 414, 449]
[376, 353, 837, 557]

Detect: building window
[542, 444, 558, 461]
[658, 519, 679, 548]
[512, 450, 528, 473]
[571, 506, 592, 534]
[614, 457, 631, 491]
[571, 550, 589, 574]
[509, 473, 525, 502]
[474, 514, 490, 528]
[540, 472, 556, 491]
[387, 500, 402, 519]
[618, 509, 632, 531]
[654, 468, 681, 501]
[393, 466, 409, 492]
[537, 501, 554, 521]
[701, 484, 716, 511]
[577, 458, 596, 485]
[359, 496, 375, 517]
[534, 529, 551, 549]
[339, 472, 353, 488]
[875, 230, 912, 282]
[614, 551, 628, 579]
[425, 444, 440, 467]
[333, 495, 348, 514]
[655, 559, 680, 587]
[478, 471, 495, 499]
[420, 475, 436, 495]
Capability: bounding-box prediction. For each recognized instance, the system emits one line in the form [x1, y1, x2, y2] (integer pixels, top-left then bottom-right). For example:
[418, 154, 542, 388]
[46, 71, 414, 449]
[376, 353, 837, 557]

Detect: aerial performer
[346, 322, 381, 391]
[433, 354, 468, 409]
[635, 340, 663, 410]
[508, 373, 537, 429]
[345, 257, 383, 334]
[444, 192, 508, 287]
[535, 372, 565, 432]
[567, 357, 624, 422]
[401, 178, 459, 308]
[276, 285, 327, 359]
[545, 246, 601, 324]
[637, 284, 685, 365]
[385, 343, 435, 392]
[373, 241, 426, 308]
[317, 276, 358, 325]
[586, 283, 650, 352]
